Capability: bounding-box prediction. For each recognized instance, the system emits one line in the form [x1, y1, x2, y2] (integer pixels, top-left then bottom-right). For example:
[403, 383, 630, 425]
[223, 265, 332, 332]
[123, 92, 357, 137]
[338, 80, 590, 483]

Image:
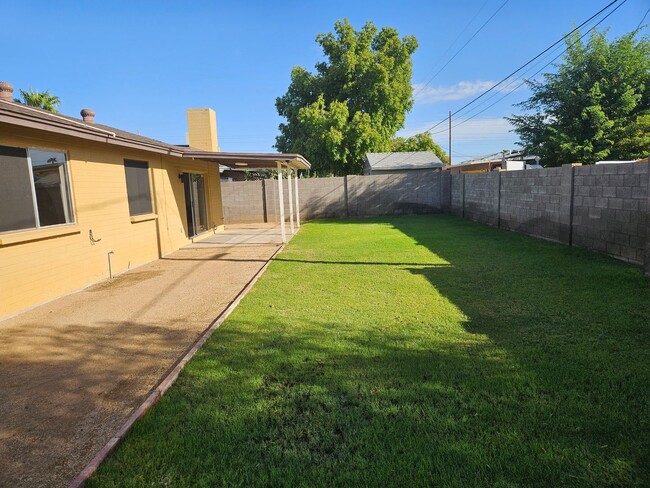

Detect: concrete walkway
[0, 225, 285, 488]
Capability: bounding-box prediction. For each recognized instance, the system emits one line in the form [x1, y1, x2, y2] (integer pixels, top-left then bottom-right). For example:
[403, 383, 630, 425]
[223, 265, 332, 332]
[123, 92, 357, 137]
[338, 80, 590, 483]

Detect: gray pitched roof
[365, 151, 444, 170]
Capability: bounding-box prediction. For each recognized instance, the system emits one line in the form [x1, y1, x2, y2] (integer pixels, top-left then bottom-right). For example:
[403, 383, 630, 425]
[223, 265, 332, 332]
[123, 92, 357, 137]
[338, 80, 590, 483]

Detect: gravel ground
[0, 226, 284, 488]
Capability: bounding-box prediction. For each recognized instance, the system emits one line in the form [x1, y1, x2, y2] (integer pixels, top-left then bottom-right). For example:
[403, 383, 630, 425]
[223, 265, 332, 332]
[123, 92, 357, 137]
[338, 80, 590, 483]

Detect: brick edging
[68, 244, 286, 488]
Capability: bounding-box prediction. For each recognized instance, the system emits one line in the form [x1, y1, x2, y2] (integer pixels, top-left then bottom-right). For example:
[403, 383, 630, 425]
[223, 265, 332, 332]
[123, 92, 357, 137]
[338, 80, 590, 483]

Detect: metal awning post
[287, 166, 295, 235]
[277, 162, 286, 244]
[294, 169, 301, 228]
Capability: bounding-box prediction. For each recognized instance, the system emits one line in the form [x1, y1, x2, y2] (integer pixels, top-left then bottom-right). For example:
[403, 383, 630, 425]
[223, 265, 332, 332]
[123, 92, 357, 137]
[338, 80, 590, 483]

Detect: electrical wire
[420, 0, 623, 135]
[634, 7, 649, 32]
[370, 0, 624, 168]
[431, 0, 629, 137]
[412, 0, 508, 100]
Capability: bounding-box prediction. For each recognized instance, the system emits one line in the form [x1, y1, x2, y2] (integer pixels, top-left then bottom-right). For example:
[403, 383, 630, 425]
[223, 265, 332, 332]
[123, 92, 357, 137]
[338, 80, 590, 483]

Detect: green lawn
[89, 215, 650, 487]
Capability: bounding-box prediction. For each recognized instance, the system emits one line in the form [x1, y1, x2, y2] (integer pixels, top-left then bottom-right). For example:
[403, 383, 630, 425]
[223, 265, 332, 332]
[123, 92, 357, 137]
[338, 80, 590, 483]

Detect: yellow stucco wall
[0, 124, 224, 318]
[186, 108, 219, 152]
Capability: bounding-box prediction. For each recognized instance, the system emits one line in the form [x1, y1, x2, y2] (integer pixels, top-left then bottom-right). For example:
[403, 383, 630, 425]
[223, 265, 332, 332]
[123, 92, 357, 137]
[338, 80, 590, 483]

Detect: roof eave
[182, 151, 311, 170]
[0, 107, 186, 157]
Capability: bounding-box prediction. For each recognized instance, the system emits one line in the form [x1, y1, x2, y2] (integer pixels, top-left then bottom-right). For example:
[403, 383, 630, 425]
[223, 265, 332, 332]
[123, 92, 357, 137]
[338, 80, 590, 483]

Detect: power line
[416, 0, 491, 76]
[634, 7, 649, 32]
[433, 0, 629, 137]
[371, 0, 623, 168]
[437, 41, 570, 125]
[412, 0, 508, 100]
[420, 0, 623, 135]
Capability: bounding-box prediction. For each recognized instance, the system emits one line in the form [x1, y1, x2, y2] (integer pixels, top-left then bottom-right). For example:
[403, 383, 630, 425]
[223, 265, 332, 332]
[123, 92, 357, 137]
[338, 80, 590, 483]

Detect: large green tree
[389, 132, 450, 164]
[15, 88, 61, 113]
[275, 19, 418, 175]
[509, 29, 650, 166]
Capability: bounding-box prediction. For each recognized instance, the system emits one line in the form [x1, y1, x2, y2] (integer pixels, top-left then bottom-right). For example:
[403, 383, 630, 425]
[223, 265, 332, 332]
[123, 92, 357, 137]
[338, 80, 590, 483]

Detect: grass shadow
[88, 215, 650, 487]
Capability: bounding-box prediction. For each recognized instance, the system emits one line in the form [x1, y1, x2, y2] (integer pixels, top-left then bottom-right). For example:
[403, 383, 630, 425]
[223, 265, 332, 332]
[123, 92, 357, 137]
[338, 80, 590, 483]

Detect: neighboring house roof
[365, 151, 444, 170]
[458, 150, 540, 166]
[0, 100, 310, 170]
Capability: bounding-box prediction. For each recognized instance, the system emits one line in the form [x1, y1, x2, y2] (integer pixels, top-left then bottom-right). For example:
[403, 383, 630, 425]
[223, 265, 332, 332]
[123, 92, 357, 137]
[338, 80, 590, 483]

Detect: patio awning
[183, 150, 307, 245]
[182, 150, 311, 170]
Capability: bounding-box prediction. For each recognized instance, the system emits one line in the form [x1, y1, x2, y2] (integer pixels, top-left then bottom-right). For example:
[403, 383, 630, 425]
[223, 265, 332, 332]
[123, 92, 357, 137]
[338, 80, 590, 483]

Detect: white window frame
[20, 147, 75, 230]
[28, 147, 76, 229]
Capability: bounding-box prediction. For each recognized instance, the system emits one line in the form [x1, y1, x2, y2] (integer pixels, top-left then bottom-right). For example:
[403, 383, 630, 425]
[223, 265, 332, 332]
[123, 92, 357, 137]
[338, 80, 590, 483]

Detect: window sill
[130, 213, 158, 223]
[0, 224, 81, 246]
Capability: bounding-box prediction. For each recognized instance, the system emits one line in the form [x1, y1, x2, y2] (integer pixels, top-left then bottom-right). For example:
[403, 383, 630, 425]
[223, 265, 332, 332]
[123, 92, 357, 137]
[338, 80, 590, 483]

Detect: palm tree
[14, 88, 61, 113]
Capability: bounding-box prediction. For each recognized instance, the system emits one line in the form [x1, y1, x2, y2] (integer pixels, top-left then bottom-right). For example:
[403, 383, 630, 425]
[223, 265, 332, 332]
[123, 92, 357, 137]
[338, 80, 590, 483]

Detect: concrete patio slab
[0, 225, 286, 488]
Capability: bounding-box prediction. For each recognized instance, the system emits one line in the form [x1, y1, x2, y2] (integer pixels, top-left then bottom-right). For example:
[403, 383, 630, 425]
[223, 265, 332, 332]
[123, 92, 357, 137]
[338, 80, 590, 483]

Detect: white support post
[287, 167, 295, 235]
[294, 169, 301, 228]
[277, 162, 286, 244]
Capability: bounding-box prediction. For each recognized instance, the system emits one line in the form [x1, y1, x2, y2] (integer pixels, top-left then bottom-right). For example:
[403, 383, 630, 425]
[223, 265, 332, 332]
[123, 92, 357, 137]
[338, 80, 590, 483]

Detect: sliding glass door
[182, 173, 208, 237]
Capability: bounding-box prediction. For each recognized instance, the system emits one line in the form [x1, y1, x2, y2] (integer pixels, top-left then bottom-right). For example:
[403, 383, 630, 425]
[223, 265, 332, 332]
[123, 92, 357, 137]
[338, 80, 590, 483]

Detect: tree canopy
[14, 88, 61, 113]
[509, 29, 650, 166]
[275, 19, 418, 175]
[389, 132, 450, 164]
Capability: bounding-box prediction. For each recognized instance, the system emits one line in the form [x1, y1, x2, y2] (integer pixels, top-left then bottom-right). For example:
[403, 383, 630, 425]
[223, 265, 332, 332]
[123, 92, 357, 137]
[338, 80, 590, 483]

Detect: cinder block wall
[572, 163, 648, 264]
[464, 172, 500, 226]
[450, 174, 463, 216]
[440, 172, 452, 213]
[267, 176, 347, 222]
[348, 172, 441, 217]
[221, 180, 265, 224]
[223, 172, 442, 224]
[458, 162, 649, 267]
[220, 162, 649, 272]
[499, 167, 563, 242]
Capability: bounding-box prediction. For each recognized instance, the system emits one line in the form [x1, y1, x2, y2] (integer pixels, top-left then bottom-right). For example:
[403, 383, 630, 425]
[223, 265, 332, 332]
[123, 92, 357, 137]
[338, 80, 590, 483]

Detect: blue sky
[3, 0, 647, 162]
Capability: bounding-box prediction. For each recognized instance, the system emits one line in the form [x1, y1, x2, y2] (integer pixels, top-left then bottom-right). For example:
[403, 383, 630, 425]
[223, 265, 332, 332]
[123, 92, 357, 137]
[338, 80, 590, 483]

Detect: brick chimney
[186, 108, 219, 152]
[0, 81, 14, 102]
[80, 108, 95, 123]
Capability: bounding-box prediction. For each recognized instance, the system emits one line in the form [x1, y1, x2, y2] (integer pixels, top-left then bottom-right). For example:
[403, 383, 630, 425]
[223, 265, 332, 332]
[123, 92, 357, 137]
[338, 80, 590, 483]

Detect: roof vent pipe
[0, 81, 14, 102]
[80, 108, 95, 123]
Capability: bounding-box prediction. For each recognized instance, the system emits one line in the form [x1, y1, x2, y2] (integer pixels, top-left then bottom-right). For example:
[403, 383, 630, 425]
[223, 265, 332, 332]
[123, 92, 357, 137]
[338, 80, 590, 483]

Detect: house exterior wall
[0, 125, 224, 318]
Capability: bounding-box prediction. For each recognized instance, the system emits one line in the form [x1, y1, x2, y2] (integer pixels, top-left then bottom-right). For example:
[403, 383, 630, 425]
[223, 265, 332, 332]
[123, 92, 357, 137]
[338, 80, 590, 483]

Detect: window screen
[29, 149, 74, 227]
[124, 159, 153, 216]
[0, 145, 37, 232]
[0, 145, 74, 234]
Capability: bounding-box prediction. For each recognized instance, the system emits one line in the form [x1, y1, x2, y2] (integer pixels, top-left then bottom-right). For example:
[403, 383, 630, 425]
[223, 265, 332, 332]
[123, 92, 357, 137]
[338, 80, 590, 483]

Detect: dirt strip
[0, 226, 283, 488]
[68, 244, 283, 487]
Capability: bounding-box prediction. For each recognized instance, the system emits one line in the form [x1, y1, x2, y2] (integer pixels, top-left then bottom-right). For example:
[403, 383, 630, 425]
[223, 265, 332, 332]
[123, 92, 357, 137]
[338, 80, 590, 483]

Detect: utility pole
[448, 111, 452, 165]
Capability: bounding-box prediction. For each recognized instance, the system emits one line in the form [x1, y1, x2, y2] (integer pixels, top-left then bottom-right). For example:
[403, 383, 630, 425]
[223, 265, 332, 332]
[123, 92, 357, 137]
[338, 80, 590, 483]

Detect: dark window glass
[124, 160, 153, 216]
[0, 145, 36, 232]
[29, 149, 74, 227]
